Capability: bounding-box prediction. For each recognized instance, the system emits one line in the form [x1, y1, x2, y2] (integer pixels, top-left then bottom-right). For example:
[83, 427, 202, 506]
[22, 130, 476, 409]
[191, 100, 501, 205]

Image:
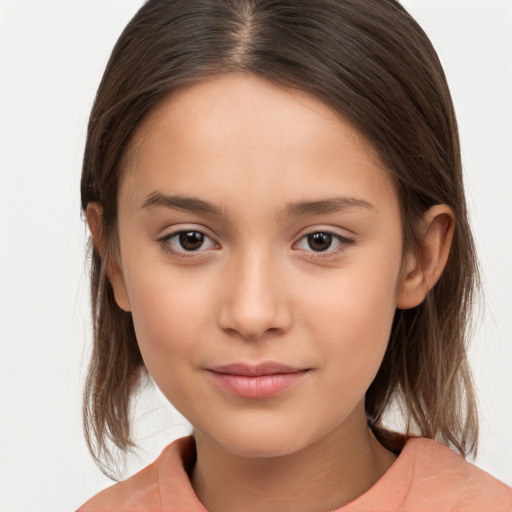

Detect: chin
[198, 418, 316, 459]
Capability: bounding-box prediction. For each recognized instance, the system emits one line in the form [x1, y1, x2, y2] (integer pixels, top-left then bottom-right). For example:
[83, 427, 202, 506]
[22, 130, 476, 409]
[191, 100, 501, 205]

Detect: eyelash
[158, 229, 354, 259]
[159, 230, 217, 259]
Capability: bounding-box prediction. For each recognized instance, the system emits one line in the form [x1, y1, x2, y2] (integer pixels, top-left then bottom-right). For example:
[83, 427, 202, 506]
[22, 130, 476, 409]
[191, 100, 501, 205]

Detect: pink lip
[207, 362, 310, 399]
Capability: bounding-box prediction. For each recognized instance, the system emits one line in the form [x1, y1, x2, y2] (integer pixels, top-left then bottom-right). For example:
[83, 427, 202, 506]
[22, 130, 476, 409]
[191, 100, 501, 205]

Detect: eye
[296, 231, 352, 254]
[160, 230, 217, 256]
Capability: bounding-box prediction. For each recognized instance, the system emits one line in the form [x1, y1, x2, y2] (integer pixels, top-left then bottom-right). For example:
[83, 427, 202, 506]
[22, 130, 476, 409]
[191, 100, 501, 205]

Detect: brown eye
[295, 231, 352, 256]
[307, 232, 333, 252]
[179, 231, 205, 250]
[160, 230, 217, 256]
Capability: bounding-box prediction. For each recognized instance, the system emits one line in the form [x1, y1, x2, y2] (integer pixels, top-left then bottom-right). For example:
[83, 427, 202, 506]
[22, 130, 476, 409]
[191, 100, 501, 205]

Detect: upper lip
[208, 362, 308, 376]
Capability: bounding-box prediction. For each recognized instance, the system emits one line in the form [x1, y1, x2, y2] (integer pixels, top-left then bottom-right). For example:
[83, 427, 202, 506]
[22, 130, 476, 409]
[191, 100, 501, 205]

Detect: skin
[88, 74, 454, 512]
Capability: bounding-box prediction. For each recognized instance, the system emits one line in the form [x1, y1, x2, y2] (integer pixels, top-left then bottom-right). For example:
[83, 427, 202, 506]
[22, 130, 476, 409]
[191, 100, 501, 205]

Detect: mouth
[206, 362, 311, 399]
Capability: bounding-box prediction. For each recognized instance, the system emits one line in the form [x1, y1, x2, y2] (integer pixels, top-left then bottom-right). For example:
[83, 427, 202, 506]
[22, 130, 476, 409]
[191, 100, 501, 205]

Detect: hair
[81, 0, 480, 477]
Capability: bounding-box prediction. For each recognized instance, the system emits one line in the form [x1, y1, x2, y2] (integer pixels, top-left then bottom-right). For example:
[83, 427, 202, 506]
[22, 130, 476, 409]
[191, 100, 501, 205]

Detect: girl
[78, 0, 511, 510]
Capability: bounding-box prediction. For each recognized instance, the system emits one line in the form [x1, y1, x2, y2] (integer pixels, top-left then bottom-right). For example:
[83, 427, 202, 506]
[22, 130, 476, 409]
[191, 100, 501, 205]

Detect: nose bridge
[218, 245, 290, 341]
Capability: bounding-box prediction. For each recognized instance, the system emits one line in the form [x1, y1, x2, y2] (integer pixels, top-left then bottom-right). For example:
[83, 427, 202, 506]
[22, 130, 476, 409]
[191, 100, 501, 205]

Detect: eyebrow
[141, 191, 375, 217]
[282, 196, 375, 217]
[141, 192, 224, 215]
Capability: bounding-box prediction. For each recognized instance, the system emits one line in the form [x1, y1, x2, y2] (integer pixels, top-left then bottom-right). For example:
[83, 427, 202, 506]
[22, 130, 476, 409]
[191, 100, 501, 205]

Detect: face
[113, 74, 406, 458]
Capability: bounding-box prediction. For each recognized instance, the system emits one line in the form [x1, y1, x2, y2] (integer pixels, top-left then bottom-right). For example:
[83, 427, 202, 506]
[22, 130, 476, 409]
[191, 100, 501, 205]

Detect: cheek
[305, 251, 401, 386]
[126, 272, 218, 418]
[124, 264, 212, 376]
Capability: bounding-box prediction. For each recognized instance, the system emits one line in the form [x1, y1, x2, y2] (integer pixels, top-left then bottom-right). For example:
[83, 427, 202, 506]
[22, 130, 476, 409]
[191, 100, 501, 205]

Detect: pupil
[180, 231, 204, 250]
[308, 232, 332, 251]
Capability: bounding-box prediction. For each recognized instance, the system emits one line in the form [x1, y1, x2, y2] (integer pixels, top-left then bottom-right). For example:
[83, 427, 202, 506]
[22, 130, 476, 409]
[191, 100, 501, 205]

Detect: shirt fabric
[78, 435, 512, 512]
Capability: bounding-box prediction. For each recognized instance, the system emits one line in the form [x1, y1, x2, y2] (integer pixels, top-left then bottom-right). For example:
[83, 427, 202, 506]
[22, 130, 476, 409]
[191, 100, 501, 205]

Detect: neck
[190, 404, 397, 512]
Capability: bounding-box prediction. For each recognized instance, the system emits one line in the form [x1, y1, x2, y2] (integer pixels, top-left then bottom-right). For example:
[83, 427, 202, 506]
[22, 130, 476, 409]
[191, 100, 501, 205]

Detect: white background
[0, 1, 511, 510]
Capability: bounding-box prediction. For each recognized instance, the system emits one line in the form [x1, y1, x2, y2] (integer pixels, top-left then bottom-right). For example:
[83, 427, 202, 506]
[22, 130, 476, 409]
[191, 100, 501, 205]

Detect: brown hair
[81, 0, 479, 476]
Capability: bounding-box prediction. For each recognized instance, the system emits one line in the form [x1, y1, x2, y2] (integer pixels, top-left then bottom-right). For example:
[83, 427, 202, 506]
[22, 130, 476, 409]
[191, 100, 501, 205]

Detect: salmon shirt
[78, 436, 512, 511]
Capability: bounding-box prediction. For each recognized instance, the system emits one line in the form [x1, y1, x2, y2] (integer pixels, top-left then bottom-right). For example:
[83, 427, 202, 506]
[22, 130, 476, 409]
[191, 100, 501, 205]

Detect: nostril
[217, 263, 293, 340]
[222, 325, 284, 342]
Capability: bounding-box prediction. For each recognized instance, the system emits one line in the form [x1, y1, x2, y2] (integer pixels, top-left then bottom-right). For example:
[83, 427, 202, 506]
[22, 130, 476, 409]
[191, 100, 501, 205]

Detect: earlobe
[85, 203, 131, 312]
[396, 204, 455, 310]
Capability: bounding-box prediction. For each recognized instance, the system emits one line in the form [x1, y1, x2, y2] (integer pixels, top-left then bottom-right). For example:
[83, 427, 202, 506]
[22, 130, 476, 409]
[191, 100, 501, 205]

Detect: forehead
[118, 74, 399, 219]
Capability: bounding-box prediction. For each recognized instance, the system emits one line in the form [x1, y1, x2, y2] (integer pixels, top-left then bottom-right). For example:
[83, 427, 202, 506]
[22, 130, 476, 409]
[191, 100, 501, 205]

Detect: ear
[86, 203, 131, 312]
[396, 204, 455, 310]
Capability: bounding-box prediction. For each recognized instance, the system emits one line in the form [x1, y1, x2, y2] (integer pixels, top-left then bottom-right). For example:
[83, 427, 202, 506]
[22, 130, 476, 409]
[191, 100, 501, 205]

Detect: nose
[218, 250, 292, 341]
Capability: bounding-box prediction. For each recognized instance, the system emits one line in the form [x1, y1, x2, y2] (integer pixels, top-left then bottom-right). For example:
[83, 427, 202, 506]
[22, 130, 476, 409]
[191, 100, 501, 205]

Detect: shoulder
[344, 437, 511, 512]
[77, 436, 198, 512]
[399, 437, 512, 511]
[77, 458, 162, 512]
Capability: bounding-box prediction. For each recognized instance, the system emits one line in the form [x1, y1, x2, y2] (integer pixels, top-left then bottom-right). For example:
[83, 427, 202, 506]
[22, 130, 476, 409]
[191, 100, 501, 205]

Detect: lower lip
[208, 371, 309, 399]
